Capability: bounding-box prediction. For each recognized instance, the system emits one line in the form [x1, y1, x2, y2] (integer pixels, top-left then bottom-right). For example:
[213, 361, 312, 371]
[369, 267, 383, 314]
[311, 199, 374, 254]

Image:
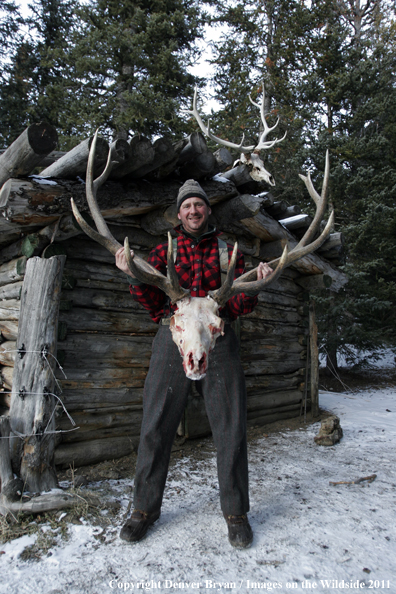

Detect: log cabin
[0, 123, 348, 472]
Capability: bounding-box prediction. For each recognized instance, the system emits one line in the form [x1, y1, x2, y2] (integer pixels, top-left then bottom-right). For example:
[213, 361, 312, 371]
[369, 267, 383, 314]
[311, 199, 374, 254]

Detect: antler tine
[209, 242, 239, 307]
[186, 86, 255, 153]
[297, 149, 331, 248]
[211, 244, 290, 308]
[249, 81, 287, 151]
[124, 234, 190, 304]
[85, 129, 118, 240]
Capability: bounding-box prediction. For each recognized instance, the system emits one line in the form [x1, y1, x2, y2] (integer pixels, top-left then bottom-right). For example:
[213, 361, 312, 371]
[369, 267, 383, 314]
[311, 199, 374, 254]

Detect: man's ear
[177, 211, 181, 220]
[208, 207, 212, 215]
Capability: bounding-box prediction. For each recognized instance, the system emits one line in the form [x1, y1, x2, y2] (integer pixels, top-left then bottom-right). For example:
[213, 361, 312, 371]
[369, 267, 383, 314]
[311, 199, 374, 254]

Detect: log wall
[0, 228, 312, 467]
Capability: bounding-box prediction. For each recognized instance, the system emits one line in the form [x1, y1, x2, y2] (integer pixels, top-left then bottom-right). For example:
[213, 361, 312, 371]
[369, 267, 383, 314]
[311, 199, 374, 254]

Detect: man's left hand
[257, 262, 273, 280]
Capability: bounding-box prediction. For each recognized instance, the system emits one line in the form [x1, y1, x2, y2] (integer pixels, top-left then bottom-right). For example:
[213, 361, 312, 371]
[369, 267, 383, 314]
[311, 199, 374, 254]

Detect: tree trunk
[0, 123, 58, 188]
[9, 255, 66, 493]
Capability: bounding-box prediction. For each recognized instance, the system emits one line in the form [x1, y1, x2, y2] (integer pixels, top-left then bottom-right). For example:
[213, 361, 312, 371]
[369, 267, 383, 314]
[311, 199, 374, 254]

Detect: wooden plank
[54, 436, 137, 467]
[240, 339, 304, 357]
[0, 320, 18, 341]
[245, 369, 304, 392]
[247, 390, 302, 412]
[61, 287, 140, 312]
[59, 306, 158, 334]
[242, 303, 303, 324]
[0, 365, 13, 388]
[0, 416, 13, 489]
[0, 299, 20, 321]
[0, 340, 16, 366]
[0, 281, 23, 300]
[240, 319, 307, 339]
[59, 423, 143, 444]
[242, 357, 305, 376]
[247, 405, 302, 427]
[61, 387, 144, 410]
[40, 136, 109, 178]
[59, 334, 153, 368]
[0, 257, 26, 287]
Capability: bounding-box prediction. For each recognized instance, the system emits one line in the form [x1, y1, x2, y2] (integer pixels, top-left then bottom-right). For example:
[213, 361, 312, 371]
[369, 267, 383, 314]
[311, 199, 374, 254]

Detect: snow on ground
[1, 386, 395, 594]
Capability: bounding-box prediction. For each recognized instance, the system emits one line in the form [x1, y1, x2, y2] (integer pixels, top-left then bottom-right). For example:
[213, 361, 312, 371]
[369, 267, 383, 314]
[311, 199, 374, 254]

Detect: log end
[27, 123, 58, 156]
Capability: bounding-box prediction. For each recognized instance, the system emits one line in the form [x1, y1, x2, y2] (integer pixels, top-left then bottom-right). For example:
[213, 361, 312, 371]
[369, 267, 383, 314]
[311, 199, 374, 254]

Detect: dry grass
[0, 485, 120, 560]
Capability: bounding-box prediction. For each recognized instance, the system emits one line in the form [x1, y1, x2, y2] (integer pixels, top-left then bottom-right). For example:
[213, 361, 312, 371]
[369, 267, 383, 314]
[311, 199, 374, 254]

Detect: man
[115, 179, 272, 548]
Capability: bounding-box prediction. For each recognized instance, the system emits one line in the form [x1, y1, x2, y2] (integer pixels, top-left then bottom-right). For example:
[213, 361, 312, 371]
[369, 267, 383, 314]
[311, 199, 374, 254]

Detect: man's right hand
[115, 247, 136, 278]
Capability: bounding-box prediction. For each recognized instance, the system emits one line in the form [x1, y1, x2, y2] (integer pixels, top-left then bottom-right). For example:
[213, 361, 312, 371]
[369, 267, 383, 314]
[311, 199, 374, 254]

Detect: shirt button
[191, 244, 195, 249]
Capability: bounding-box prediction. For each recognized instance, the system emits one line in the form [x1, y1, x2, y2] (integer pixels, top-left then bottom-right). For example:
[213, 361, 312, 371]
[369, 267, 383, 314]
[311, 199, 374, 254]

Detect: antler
[211, 151, 334, 307]
[70, 130, 190, 304]
[185, 86, 255, 153]
[249, 82, 287, 151]
[186, 82, 286, 155]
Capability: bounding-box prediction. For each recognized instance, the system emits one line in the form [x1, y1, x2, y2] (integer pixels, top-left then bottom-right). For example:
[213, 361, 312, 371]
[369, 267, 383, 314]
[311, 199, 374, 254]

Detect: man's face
[177, 197, 212, 236]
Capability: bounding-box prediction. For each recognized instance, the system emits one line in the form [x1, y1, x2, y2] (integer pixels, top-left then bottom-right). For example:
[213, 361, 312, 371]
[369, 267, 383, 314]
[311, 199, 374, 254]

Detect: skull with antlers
[71, 130, 334, 380]
[185, 82, 287, 186]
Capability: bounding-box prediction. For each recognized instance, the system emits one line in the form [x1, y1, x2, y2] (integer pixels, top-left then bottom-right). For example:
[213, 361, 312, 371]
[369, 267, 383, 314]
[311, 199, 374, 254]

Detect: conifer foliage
[0, 0, 202, 147]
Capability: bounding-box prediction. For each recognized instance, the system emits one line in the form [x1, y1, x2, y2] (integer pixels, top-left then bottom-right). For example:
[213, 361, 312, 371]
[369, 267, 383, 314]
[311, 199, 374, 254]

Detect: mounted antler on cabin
[70, 131, 333, 379]
[185, 82, 287, 186]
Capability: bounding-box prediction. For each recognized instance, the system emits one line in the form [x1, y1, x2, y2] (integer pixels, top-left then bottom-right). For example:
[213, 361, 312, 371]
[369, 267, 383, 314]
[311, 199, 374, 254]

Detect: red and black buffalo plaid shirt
[130, 225, 258, 323]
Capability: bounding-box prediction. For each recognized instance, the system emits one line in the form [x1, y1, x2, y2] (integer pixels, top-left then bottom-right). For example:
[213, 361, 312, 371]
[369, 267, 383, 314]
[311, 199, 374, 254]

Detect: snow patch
[1, 387, 395, 593]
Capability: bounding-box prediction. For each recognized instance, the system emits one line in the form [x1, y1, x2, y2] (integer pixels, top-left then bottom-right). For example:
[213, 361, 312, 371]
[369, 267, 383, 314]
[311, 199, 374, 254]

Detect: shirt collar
[174, 224, 221, 243]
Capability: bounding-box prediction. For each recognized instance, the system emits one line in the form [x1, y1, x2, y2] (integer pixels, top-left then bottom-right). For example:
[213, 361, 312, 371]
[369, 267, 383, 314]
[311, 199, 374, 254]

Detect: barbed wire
[0, 348, 78, 439]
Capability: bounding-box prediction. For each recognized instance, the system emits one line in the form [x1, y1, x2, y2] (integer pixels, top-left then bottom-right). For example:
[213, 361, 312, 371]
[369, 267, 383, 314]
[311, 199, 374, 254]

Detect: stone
[314, 415, 343, 446]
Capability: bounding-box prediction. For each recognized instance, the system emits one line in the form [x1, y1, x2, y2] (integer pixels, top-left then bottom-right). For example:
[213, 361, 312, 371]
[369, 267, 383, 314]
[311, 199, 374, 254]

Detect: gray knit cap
[177, 179, 210, 211]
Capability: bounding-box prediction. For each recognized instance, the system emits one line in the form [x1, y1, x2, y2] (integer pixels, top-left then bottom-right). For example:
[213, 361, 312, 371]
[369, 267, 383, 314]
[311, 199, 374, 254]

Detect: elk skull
[170, 296, 225, 380]
[185, 82, 287, 186]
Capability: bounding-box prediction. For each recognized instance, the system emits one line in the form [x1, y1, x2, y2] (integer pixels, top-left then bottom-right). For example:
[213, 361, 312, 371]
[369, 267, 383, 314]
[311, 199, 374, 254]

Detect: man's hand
[257, 261, 273, 281]
[115, 247, 136, 278]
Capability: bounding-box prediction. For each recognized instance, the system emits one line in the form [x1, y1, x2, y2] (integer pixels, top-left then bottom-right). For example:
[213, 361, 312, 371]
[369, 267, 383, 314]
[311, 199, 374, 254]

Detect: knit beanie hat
[177, 179, 210, 211]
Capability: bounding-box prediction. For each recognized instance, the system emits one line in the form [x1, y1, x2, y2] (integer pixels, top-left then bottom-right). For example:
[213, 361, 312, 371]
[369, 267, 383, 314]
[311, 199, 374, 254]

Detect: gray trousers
[133, 323, 249, 516]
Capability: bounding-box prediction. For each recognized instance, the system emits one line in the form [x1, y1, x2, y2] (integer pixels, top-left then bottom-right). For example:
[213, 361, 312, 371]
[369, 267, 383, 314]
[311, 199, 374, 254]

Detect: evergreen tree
[0, 0, 23, 63]
[314, 13, 396, 368]
[0, 0, 77, 147]
[58, 0, 202, 143]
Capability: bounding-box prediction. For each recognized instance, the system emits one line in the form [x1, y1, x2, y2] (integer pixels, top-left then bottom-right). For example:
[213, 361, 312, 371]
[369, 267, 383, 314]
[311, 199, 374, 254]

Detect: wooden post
[0, 416, 13, 488]
[309, 300, 319, 418]
[9, 255, 66, 493]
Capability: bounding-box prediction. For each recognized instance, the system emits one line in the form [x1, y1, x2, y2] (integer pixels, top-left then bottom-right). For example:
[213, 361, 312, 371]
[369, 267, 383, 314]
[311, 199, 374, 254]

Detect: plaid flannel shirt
[130, 226, 258, 323]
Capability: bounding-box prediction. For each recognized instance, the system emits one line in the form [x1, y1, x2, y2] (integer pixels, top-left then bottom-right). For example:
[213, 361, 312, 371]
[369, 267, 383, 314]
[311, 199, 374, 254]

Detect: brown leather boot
[224, 513, 253, 549]
[120, 509, 160, 543]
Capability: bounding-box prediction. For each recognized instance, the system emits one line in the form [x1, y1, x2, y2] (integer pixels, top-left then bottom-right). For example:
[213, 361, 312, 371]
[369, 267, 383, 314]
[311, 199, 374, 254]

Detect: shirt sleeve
[129, 243, 170, 323]
[222, 249, 258, 321]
